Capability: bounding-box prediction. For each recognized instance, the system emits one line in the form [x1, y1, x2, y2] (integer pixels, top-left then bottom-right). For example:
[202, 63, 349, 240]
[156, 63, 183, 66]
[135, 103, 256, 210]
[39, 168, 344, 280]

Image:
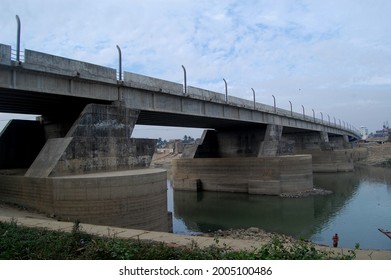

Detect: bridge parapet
[23, 49, 117, 83]
[124, 71, 183, 94]
[0, 44, 11, 66]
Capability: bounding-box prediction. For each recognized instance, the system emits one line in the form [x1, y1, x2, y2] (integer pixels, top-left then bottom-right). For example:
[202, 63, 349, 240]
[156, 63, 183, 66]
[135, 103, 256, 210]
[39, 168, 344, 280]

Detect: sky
[1, 0, 390, 139]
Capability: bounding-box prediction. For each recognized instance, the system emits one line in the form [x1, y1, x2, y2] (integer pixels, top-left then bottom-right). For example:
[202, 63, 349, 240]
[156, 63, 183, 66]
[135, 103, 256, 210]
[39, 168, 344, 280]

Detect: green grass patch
[0, 220, 355, 260]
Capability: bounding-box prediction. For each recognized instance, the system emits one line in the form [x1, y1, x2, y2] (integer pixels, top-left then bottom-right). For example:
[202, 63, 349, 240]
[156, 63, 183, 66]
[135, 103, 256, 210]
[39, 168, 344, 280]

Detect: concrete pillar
[258, 124, 283, 156]
[328, 134, 352, 150]
[343, 134, 352, 149]
[320, 131, 332, 151]
[26, 103, 156, 177]
[183, 127, 266, 158]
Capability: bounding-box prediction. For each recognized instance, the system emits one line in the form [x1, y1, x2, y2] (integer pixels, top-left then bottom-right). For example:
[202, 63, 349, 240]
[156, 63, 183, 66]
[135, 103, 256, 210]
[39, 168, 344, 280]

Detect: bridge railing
[183, 83, 360, 137]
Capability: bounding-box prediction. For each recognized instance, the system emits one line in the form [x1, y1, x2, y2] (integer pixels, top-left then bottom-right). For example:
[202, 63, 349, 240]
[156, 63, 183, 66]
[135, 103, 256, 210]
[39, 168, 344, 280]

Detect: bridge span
[0, 43, 363, 231]
[0, 43, 359, 137]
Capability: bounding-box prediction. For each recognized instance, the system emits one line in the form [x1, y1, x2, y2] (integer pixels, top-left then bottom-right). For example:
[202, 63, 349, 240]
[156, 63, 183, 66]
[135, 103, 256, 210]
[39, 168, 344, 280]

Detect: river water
[167, 166, 391, 250]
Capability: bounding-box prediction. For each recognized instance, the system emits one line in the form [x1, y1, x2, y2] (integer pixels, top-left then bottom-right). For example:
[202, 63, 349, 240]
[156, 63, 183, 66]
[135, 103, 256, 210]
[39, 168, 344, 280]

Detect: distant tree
[157, 137, 168, 148]
[182, 135, 194, 143]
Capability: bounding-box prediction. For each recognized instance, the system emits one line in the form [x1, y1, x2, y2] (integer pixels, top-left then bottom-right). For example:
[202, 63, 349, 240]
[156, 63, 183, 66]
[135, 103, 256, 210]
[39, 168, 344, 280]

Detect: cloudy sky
[1, 0, 390, 139]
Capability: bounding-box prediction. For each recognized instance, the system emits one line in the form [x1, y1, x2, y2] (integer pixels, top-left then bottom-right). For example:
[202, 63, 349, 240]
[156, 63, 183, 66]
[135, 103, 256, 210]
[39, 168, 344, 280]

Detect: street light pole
[181, 65, 187, 94]
[251, 88, 256, 109]
[116, 45, 122, 81]
[272, 95, 276, 112]
[223, 78, 228, 103]
[15, 15, 21, 62]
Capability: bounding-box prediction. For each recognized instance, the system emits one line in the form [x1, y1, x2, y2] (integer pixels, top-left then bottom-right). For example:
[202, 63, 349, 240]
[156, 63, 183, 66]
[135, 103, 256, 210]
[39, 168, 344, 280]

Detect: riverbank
[357, 142, 391, 167]
[1, 214, 389, 260]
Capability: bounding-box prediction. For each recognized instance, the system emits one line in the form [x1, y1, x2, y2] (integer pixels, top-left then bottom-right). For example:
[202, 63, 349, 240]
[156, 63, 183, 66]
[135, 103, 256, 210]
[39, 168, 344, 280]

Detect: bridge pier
[26, 102, 156, 177]
[279, 130, 354, 172]
[174, 124, 357, 194]
[258, 124, 283, 156]
[174, 125, 314, 195]
[0, 102, 170, 231]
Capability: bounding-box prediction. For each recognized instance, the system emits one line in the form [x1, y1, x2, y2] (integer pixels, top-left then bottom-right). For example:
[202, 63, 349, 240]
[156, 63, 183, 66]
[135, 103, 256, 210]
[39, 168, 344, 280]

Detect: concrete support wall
[258, 124, 283, 156]
[172, 155, 313, 195]
[191, 130, 220, 158]
[311, 150, 354, 172]
[282, 131, 323, 152]
[26, 103, 156, 177]
[329, 134, 352, 149]
[183, 126, 267, 159]
[217, 128, 265, 157]
[0, 169, 169, 231]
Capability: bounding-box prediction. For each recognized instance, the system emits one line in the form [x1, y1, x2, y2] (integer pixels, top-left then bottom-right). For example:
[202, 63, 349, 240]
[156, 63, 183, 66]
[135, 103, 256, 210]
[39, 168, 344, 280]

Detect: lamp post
[15, 15, 21, 62]
[272, 95, 276, 112]
[251, 88, 256, 109]
[181, 65, 187, 94]
[312, 109, 315, 122]
[223, 78, 228, 103]
[289, 101, 292, 116]
[302, 105, 305, 119]
[116, 45, 122, 81]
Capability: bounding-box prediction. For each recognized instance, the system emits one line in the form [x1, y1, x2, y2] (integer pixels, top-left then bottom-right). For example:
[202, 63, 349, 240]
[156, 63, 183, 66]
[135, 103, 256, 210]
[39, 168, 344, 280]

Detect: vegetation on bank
[0, 220, 356, 260]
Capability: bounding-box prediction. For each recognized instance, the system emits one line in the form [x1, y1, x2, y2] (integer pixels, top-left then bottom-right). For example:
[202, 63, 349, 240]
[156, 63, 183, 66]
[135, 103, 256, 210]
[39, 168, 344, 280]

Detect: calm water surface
[167, 166, 391, 250]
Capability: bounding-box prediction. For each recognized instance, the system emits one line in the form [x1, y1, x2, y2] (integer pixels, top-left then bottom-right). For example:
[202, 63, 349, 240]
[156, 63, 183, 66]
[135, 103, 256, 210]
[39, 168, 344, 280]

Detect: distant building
[365, 122, 390, 144]
[360, 126, 369, 140]
[373, 122, 389, 138]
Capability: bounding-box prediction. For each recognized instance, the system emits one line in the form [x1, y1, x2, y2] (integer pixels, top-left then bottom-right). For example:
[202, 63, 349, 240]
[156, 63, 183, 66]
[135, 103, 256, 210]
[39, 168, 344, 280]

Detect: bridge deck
[0, 43, 360, 139]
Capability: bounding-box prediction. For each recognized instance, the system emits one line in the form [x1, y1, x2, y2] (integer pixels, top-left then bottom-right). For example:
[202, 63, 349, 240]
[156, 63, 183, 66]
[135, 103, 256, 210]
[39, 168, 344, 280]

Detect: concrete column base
[172, 155, 313, 195]
[0, 169, 170, 232]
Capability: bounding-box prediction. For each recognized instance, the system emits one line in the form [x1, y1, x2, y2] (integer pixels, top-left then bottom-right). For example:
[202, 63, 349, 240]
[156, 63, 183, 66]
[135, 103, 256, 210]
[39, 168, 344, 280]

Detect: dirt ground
[357, 142, 391, 167]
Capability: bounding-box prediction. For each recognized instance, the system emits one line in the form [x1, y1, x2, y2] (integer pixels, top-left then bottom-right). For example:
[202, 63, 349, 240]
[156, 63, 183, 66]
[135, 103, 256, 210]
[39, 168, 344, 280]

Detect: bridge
[0, 43, 362, 231]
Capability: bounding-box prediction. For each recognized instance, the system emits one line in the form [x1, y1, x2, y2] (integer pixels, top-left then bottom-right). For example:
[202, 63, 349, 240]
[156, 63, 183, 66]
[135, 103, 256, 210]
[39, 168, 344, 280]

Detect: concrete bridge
[0, 43, 361, 231]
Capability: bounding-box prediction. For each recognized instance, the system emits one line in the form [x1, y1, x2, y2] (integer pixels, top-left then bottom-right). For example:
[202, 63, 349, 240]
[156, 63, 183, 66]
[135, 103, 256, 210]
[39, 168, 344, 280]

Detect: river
[167, 166, 391, 250]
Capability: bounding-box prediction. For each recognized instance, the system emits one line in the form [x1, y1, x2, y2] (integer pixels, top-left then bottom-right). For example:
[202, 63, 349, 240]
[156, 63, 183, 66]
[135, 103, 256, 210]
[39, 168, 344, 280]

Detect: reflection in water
[169, 166, 391, 250]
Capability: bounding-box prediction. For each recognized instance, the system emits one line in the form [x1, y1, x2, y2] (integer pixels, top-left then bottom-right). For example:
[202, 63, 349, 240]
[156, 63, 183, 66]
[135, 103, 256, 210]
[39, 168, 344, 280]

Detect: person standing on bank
[332, 233, 339, 247]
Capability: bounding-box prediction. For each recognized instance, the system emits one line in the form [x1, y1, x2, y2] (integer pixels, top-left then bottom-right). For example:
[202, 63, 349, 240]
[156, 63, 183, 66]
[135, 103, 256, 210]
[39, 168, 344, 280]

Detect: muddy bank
[202, 227, 306, 247]
[357, 143, 391, 167]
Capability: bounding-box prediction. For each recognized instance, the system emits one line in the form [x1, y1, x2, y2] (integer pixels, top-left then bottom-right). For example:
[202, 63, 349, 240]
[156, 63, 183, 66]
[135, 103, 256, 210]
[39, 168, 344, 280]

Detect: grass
[0, 220, 356, 260]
